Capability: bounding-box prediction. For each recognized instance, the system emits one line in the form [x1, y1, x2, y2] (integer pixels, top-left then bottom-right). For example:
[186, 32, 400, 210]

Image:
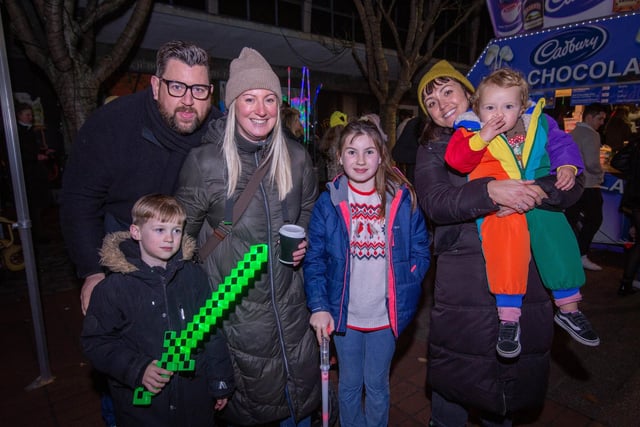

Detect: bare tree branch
[3, 1, 154, 135]
[95, 0, 153, 82]
[351, 0, 485, 147]
[4, 1, 48, 68]
[44, 0, 73, 72]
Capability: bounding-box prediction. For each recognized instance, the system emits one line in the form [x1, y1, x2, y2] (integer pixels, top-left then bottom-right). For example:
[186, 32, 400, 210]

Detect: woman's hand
[291, 239, 308, 267]
[310, 311, 334, 344]
[487, 179, 547, 213]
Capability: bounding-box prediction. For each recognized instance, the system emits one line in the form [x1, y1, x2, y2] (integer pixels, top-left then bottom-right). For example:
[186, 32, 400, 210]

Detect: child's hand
[555, 166, 576, 191]
[479, 114, 506, 142]
[141, 360, 173, 394]
[310, 311, 334, 344]
[214, 398, 228, 411]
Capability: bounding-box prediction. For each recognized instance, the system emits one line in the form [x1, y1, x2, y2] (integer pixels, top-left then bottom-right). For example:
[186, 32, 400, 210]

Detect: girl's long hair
[222, 100, 292, 200]
[338, 118, 416, 218]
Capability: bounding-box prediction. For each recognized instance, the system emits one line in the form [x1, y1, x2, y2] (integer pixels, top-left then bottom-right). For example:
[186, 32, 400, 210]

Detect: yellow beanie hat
[417, 60, 474, 116]
[330, 111, 348, 128]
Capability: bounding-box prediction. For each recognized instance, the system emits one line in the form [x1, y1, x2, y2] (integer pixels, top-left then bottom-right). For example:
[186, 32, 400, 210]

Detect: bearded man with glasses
[61, 40, 222, 316]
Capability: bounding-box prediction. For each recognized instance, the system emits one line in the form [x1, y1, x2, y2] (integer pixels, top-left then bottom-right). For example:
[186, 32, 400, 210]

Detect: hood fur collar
[99, 230, 197, 274]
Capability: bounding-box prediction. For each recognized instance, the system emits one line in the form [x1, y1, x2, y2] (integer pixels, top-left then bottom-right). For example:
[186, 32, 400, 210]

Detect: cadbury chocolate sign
[468, 12, 640, 95]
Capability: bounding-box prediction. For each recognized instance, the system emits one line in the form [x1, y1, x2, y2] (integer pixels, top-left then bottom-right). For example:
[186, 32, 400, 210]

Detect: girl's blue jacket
[304, 175, 431, 337]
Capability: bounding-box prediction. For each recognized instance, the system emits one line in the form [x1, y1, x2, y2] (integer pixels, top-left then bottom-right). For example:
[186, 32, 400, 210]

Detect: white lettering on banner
[557, 66, 572, 83]
[590, 62, 607, 79]
[624, 58, 640, 76]
[546, 0, 580, 14]
[528, 58, 640, 86]
[535, 36, 602, 65]
[573, 63, 589, 80]
[600, 178, 624, 194]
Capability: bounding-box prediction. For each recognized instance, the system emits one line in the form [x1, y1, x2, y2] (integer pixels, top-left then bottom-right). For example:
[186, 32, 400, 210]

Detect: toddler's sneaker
[554, 311, 600, 346]
[497, 321, 521, 358]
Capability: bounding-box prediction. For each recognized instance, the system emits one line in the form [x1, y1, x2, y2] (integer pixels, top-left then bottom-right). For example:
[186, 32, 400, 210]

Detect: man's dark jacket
[60, 87, 220, 278]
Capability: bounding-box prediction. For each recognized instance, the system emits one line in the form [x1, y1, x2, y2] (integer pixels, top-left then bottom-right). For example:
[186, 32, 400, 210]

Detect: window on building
[219, 0, 247, 19]
[278, 0, 303, 31]
[249, 0, 276, 25]
[310, 0, 357, 40]
[158, 0, 206, 11]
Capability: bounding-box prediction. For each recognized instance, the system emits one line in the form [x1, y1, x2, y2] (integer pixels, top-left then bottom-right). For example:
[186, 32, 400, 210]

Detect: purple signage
[485, 0, 639, 37]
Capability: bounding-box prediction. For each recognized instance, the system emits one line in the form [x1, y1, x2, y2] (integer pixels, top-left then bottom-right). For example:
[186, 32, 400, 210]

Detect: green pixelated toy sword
[132, 244, 268, 406]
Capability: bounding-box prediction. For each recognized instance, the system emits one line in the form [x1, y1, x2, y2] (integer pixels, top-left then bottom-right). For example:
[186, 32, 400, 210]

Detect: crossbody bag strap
[199, 156, 272, 261]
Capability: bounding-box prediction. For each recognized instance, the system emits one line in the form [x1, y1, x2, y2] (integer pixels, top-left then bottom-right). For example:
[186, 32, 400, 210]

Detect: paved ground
[1, 205, 639, 426]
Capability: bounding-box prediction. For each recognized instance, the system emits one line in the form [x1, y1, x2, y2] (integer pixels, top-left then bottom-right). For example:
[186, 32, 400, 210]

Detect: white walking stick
[320, 336, 330, 427]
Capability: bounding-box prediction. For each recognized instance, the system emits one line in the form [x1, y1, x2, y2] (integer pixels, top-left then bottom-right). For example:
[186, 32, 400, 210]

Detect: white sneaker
[633, 280, 640, 290]
[581, 255, 602, 271]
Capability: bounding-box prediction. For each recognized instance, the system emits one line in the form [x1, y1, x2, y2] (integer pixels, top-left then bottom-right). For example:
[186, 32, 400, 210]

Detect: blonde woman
[175, 47, 320, 426]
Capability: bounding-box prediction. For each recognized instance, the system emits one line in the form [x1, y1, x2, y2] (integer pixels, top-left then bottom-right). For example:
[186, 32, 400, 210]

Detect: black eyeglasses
[159, 78, 212, 100]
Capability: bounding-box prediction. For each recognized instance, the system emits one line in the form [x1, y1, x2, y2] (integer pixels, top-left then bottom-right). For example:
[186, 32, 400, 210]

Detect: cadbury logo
[545, 0, 606, 18]
[531, 26, 607, 67]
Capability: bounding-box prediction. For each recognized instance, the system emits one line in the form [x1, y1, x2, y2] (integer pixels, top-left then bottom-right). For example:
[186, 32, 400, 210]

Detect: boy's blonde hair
[131, 194, 186, 226]
[471, 68, 529, 115]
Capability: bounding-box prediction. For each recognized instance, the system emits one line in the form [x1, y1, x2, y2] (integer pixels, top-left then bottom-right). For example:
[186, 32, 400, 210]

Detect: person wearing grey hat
[175, 47, 320, 425]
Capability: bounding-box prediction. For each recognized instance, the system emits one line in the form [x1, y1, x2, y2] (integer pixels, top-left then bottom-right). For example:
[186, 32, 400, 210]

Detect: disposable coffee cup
[279, 224, 306, 264]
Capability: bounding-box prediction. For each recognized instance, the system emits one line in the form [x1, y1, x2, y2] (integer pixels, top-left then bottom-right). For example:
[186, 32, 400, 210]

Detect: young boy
[81, 194, 234, 426]
[444, 68, 599, 358]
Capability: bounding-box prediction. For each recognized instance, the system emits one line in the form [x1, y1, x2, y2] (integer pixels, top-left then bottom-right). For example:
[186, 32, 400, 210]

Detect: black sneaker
[554, 311, 600, 346]
[497, 321, 521, 358]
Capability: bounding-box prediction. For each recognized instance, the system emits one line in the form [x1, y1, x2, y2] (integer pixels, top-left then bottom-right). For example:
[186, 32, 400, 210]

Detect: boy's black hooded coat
[82, 232, 234, 427]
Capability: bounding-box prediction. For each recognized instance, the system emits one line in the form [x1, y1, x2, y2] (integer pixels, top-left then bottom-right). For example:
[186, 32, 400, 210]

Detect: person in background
[60, 40, 221, 314]
[395, 109, 414, 140]
[392, 113, 424, 185]
[81, 194, 234, 427]
[610, 135, 640, 296]
[414, 60, 583, 426]
[605, 105, 633, 154]
[304, 118, 430, 427]
[15, 102, 50, 242]
[174, 47, 320, 426]
[565, 103, 608, 271]
[319, 111, 348, 182]
[445, 68, 598, 358]
[282, 106, 305, 143]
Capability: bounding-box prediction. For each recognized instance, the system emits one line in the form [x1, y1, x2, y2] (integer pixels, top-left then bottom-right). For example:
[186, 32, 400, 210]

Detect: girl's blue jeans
[333, 327, 395, 427]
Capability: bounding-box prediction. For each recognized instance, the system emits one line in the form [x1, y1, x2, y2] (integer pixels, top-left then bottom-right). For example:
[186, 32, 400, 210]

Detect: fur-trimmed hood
[99, 230, 197, 274]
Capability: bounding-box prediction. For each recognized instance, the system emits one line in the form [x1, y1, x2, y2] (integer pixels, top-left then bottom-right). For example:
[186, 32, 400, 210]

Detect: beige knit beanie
[225, 47, 282, 108]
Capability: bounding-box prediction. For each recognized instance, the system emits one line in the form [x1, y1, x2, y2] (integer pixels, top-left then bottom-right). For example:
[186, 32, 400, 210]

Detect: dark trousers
[429, 391, 513, 427]
[565, 187, 603, 256]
